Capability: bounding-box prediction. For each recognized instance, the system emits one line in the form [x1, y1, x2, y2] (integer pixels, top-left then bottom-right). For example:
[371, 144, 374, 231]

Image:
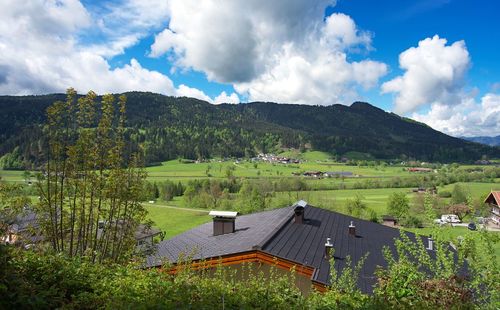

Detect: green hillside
[0, 92, 498, 169]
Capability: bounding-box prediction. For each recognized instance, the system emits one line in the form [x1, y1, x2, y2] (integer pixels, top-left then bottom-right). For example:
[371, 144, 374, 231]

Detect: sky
[0, 0, 499, 137]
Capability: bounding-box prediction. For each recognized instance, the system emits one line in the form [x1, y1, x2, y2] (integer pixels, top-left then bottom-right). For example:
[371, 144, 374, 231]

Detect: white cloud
[150, 0, 387, 105]
[0, 0, 225, 101]
[412, 93, 500, 136]
[176, 85, 240, 104]
[321, 13, 372, 51]
[382, 35, 470, 114]
[86, 0, 171, 57]
[214, 91, 240, 104]
[175, 84, 212, 102]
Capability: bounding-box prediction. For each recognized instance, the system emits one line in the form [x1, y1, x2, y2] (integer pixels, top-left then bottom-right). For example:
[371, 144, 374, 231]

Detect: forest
[1, 92, 499, 170]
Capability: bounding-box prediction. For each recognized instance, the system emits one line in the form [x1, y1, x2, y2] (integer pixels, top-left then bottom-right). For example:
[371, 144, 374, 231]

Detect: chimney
[348, 221, 356, 236]
[324, 237, 333, 259]
[427, 236, 434, 251]
[209, 211, 238, 236]
[293, 200, 307, 224]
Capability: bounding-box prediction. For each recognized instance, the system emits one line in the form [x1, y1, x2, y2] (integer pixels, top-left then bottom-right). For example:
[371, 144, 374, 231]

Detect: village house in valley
[484, 191, 500, 225]
[146, 201, 433, 294]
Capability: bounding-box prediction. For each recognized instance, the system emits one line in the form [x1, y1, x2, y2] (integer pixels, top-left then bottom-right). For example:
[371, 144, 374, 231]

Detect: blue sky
[1, 0, 499, 136]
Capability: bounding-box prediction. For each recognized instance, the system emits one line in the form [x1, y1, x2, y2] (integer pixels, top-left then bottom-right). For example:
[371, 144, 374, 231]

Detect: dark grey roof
[135, 225, 161, 240]
[147, 203, 427, 294]
[146, 207, 294, 267]
[262, 206, 408, 293]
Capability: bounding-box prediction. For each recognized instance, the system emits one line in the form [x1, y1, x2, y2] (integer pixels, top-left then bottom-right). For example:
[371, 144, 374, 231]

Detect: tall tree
[386, 192, 410, 219]
[36, 89, 146, 263]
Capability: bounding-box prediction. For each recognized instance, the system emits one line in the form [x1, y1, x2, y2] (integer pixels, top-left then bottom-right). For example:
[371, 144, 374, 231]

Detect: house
[0, 207, 43, 246]
[303, 171, 323, 177]
[146, 201, 433, 294]
[1, 208, 161, 250]
[484, 191, 500, 225]
[135, 224, 162, 247]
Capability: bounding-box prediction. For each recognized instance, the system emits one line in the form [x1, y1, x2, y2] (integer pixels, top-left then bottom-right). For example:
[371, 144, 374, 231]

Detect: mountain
[0, 92, 499, 169]
[461, 136, 500, 147]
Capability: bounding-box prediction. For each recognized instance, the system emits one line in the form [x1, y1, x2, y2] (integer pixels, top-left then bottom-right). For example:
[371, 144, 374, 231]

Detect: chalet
[484, 191, 500, 225]
[146, 201, 433, 294]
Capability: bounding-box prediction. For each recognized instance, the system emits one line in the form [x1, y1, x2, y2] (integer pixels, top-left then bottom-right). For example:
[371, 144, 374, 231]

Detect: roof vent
[209, 211, 238, 236]
[293, 200, 307, 224]
[348, 221, 356, 236]
[324, 237, 333, 259]
[427, 236, 434, 251]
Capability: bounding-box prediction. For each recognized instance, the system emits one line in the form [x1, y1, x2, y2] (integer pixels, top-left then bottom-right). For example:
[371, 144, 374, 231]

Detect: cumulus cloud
[0, 0, 230, 103]
[382, 35, 470, 114]
[412, 93, 500, 136]
[214, 91, 240, 104]
[86, 0, 171, 57]
[176, 85, 240, 104]
[150, 0, 387, 105]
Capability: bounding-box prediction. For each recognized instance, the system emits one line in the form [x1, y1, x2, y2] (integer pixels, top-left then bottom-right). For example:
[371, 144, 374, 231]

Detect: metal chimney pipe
[324, 237, 333, 259]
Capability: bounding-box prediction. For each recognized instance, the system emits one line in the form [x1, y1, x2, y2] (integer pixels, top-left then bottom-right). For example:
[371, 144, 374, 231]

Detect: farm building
[146, 201, 434, 294]
[323, 171, 353, 177]
[407, 167, 433, 173]
[484, 191, 500, 225]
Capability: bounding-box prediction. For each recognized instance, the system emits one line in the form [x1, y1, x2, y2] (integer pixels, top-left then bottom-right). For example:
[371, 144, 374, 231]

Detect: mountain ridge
[0, 92, 498, 168]
[461, 135, 500, 147]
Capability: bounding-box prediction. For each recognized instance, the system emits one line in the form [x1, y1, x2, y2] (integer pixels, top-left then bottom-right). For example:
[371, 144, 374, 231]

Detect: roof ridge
[253, 206, 295, 250]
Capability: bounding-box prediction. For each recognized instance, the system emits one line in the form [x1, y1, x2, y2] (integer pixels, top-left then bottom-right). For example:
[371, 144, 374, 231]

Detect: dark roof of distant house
[5, 208, 40, 233]
[147, 203, 428, 294]
[135, 225, 162, 240]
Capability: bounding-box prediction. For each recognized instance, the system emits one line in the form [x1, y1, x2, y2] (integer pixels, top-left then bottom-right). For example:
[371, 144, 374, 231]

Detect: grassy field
[406, 226, 500, 263]
[439, 182, 500, 197]
[271, 187, 414, 215]
[145, 159, 414, 182]
[144, 203, 211, 239]
[0, 170, 25, 183]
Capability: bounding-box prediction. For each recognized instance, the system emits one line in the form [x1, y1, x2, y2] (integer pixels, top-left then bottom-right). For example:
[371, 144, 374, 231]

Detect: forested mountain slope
[0, 92, 498, 169]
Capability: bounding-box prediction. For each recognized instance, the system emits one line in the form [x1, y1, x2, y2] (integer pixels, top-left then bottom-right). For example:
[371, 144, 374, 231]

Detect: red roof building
[484, 191, 500, 225]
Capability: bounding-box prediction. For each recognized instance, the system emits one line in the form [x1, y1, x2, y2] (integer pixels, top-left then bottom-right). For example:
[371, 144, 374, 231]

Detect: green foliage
[438, 190, 452, 198]
[0, 246, 309, 309]
[374, 230, 500, 309]
[451, 183, 468, 204]
[1, 226, 498, 309]
[0, 147, 24, 170]
[37, 89, 147, 263]
[344, 193, 366, 218]
[386, 192, 410, 219]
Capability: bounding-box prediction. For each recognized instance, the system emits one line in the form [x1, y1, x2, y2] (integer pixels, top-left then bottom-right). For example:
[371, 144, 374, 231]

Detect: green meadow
[2, 159, 499, 248]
